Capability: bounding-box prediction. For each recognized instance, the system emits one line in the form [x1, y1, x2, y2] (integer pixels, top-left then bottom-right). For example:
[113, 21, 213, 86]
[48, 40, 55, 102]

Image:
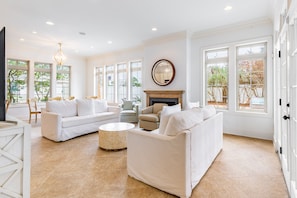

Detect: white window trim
[202, 36, 273, 117]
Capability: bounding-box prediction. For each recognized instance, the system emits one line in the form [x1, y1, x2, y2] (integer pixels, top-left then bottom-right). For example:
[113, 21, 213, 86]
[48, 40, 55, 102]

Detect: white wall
[191, 18, 274, 140]
[86, 31, 189, 107]
[6, 43, 86, 120]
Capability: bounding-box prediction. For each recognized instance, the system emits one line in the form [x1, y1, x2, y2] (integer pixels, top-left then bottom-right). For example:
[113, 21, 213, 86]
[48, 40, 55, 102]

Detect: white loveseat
[41, 99, 120, 142]
[127, 106, 223, 198]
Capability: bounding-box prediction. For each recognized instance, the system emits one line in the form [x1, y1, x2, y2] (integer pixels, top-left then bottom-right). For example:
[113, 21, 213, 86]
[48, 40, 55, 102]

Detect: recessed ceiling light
[32, 31, 37, 34]
[107, 41, 112, 44]
[20, 38, 24, 41]
[224, 6, 232, 11]
[79, 32, 86, 36]
[46, 21, 55, 25]
[152, 27, 157, 31]
[90, 46, 94, 49]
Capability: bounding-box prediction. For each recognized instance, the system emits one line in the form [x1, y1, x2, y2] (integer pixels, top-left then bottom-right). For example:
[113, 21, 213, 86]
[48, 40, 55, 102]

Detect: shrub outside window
[34, 62, 51, 101]
[205, 48, 229, 110]
[237, 42, 266, 112]
[7, 59, 29, 103]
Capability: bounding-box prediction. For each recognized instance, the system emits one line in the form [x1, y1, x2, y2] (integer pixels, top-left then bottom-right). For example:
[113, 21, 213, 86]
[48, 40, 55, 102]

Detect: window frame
[7, 59, 29, 104]
[56, 65, 71, 99]
[236, 42, 267, 112]
[34, 62, 52, 101]
[95, 59, 142, 104]
[204, 47, 229, 110]
[202, 37, 272, 115]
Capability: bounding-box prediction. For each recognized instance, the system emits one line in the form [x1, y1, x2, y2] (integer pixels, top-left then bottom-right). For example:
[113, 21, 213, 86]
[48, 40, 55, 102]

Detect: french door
[276, 16, 297, 198]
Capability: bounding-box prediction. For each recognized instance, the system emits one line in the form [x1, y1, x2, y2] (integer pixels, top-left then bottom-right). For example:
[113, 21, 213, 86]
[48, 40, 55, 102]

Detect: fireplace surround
[144, 90, 184, 107]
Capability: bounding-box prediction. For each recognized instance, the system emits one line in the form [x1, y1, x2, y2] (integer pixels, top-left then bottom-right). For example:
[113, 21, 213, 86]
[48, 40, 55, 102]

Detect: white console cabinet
[0, 118, 31, 198]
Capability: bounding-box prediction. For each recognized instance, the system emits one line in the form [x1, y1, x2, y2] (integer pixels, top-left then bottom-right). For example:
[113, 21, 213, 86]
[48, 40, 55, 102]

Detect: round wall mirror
[151, 59, 175, 86]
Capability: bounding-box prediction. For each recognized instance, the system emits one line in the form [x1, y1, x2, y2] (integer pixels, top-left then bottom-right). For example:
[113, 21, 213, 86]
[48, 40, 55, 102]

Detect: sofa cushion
[152, 103, 168, 114]
[139, 114, 160, 122]
[159, 104, 181, 134]
[202, 105, 216, 120]
[77, 99, 95, 116]
[62, 112, 117, 128]
[165, 108, 204, 136]
[122, 100, 133, 110]
[46, 100, 77, 118]
[94, 99, 108, 113]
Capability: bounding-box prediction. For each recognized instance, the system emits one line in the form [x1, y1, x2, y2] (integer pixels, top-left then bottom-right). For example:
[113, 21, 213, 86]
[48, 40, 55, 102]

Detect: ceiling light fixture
[224, 6, 232, 11]
[107, 41, 112, 44]
[46, 21, 55, 26]
[152, 27, 157, 31]
[53, 43, 66, 65]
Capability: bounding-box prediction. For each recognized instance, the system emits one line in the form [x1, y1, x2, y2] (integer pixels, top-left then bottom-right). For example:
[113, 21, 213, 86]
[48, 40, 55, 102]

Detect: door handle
[283, 115, 290, 120]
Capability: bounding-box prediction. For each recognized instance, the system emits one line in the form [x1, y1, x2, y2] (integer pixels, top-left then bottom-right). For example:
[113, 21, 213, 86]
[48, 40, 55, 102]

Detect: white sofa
[127, 106, 223, 198]
[41, 99, 120, 142]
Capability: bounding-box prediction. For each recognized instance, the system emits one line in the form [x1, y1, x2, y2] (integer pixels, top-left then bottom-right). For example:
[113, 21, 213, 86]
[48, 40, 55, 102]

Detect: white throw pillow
[202, 105, 216, 120]
[46, 100, 77, 117]
[159, 103, 181, 134]
[184, 101, 200, 110]
[165, 108, 204, 136]
[77, 99, 95, 116]
[94, 99, 108, 113]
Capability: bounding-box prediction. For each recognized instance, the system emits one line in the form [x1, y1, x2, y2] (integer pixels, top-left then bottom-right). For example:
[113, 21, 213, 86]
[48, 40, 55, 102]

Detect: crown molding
[191, 17, 273, 39]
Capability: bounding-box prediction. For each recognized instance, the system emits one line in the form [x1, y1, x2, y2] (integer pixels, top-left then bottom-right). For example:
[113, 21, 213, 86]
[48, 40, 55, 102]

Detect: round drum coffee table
[98, 122, 135, 150]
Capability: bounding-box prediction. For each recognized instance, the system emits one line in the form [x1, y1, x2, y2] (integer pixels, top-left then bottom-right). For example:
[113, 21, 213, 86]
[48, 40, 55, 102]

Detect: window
[34, 62, 51, 101]
[95, 67, 104, 98]
[95, 60, 142, 104]
[130, 61, 142, 103]
[105, 65, 115, 102]
[56, 65, 71, 99]
[205, 48, 229, 109]
[7, 59, 29, 103]
[204, 40, 268, 113]
[117, 63, 127, 102]
[237, 43, 266, 112]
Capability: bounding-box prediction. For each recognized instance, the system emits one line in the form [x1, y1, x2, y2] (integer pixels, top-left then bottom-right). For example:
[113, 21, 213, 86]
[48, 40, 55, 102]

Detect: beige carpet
[30, 124, 289, 198]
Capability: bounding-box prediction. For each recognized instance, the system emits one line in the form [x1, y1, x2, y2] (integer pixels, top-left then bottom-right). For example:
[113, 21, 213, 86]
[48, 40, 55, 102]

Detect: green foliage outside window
[7, 59, 28, 103]
[34, 62, 51, 101]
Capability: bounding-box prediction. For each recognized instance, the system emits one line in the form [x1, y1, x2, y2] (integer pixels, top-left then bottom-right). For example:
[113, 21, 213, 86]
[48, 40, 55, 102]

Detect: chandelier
[54, 43, 66, 65]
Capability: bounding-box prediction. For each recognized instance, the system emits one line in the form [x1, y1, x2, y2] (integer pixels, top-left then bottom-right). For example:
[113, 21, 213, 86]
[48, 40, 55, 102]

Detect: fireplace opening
[149, 97, 178, 106]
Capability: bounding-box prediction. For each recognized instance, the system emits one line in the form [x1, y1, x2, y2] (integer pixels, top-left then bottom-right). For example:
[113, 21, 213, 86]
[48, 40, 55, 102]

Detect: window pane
[95, 67, 104, 99]
[237, 43, 266, 56]
[56, 65, 71, 99]
[117, 63, 127, 103]
[206, 49, 228, 60]
[205, 49, 228, 109]
[7, 59, 28, 103]
[34, 62, 51, 101]
[130, 61, 142, 103]
[237, 43, 266, 112]
[105, 65, 115, 102]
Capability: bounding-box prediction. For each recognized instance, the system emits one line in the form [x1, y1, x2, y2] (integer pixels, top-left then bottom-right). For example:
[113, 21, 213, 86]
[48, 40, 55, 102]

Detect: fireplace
[149, 97, 178, 106]
[144, 90, 184, 107]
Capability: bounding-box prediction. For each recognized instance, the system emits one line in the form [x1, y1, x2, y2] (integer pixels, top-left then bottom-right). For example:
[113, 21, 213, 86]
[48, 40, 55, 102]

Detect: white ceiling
[0, 0, 274, 57]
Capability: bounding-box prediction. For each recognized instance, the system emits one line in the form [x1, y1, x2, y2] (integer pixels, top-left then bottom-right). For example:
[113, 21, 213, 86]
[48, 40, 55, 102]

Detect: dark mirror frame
[151, 59, 175, 86]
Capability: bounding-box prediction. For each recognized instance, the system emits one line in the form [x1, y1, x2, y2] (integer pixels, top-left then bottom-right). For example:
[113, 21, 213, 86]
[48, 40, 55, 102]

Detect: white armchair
[127, 108, 223, 198]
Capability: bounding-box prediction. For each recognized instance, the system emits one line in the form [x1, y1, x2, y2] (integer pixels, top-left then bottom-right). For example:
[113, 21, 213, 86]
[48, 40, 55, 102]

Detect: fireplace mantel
[144, 90, 184, 107]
